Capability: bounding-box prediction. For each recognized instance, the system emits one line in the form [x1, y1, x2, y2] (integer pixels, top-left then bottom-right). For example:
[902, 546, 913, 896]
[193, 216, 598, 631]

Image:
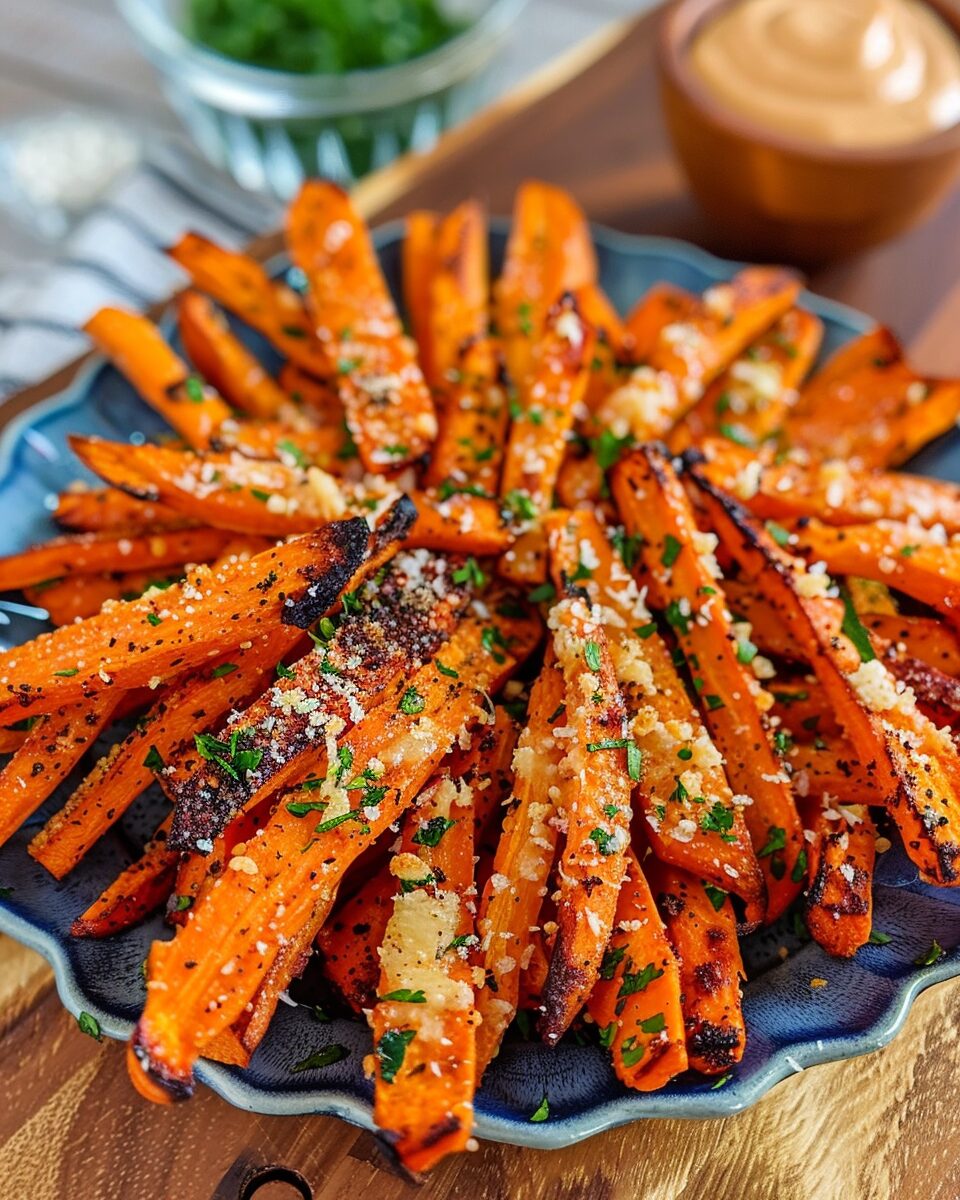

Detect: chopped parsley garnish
[584, 640, 602, 671]
[336, 357, 361, 374]
[53, 667, 79, 677]
[146, 612, 163, 627]
[704, 694, 725, 711]
[790, 848, 808, 884]
[184, 375, 205, 403]
[516, 301, 534, 336]
[194, 727, 263, 782]
[635, 621, 657, 640]
[711, 1073, 732, 1089]
[211, 662, 238, 678]
[914, 939, 945, 967]
[621, 1037, 646, 1068]
[173, 894, 193, 912]
[341, 589, 362, 615]
[839, 586, 876, 663]
[436, 660, 459, 679]
[481, 625, 510, 664]
[773, 689, 808, 705]
[736, 637, 758, 665]
[611, 528, 643, 570]
[640, 1012, 666, 1034]
[528, 582, 556, 604]
[700, 802, 735, 837]
[703, 884, 728, 912]
[589, 827, 617, 855]
[77, 1011, 102, 1041]
[569, 559, 593, 583]
[899, 544, 920, 557]
[757, 825, 787, 857]
[143, 745, 165, 772]
[286, 798, 327, 817]
[452, 557, 488, 589]
[276, 438, 309, 468]
[442, 933, 478, 955]
[437, 480, 489, 501]
[412, 816, 455, 847]
[529, 1096, 549, 1123]
[379, 988, 426, 1003]
[598, 1022, 617, 1048]
[618, 961, 663, 999]
[292, 1044, 350, 1073]
[773, 730, 793, 757]
[669, 775, 689, 804]
[276, 662, 296, 679]
[661, 534, 682, 569]
[664, 599, 691, 635]
[718, 422, 755, 448]
[315, 809, 369, 834]
[764, 520, 791, 547]
[868, 929, 892, 945]
[599, 944, 627, 980]
[591, 428, 634, 472]
[383, 444, 410, 458]
[504, 489, 537, 521]
[398, 686, 426, 715]
[250, 487, 272, 503]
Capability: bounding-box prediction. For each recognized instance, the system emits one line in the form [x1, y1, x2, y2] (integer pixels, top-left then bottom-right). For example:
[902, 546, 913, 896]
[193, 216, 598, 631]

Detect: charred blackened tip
[681, 446, 707, 469]
[127, 1032, 195, 1104]
[282, 515, 369, 629]
[374, 494, 418, 548]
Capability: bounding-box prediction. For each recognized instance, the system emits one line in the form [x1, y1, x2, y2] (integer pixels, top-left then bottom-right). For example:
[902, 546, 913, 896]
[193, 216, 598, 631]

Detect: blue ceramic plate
[0, 222, 958, 1150]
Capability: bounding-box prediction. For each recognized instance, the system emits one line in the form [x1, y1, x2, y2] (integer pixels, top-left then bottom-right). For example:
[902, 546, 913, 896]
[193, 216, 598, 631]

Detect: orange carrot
[71, 816, 178, 938]
[402, 210, 439, 383]
[24, 569, 188, 626]
[53, 487, 186, 534]
[804, 801, 876, 958]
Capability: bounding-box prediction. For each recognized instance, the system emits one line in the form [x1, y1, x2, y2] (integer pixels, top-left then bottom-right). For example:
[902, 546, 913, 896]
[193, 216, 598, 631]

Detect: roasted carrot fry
[168, 231, 331, 378]
[691, 468, 960, 885]
[168, 548, 470, 850]
[623, 284, 697, 363]
[475, 654, 565, 1072]
[0, 502, 411, 717]
[71, 816, 178, 938]
[586, 849, 687, 1089]
[791, 740, 887, 805]
[24, 569, 189, 627]
[129, 601, 539, 1099]
[494, 181, 596, 389]
[287, 181, 437, 472]
[804, 801, 876, 958]
[317, 869, 396, 1013]
[784, 327, 960, 468]
[539, 591, 633, 1044]
[0, 725, 30, 755]
[0, 526, 235, 592]
[278, 364, 344, 425]
[644, 857, 747, 1075]
[0, 693, 119, 848]
[178, 291, 288, 420]
[403, 209, 440, 382]
[422, 200, 489, 391]
[84, 308, 231, 449]
[612, 445, 805, 921]
[29, 629, 293, 878]
[669, 307, 823, 452]
[53, 487, 187, 534]
[371, 772, 479, 1173]
[545, 507, 766, 927]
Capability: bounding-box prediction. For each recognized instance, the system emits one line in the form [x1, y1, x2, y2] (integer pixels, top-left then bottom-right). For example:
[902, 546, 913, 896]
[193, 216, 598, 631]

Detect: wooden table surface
[2, 10, 960, 1200]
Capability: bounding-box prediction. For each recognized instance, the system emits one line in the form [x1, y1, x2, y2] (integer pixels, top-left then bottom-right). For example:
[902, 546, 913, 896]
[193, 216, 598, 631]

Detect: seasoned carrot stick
[168, 548, 470, 850]
[84, 308, 231, 449]
[29, 629, 293, 878]
[475, 654, 565, 1072]
[277, 364, 344, 425]
[129, 602, 539, 1100]
[495, 180, 596, 389]
[426, 200, 489, 390]
[790, 740, 887, 806]
[0, 527, 235, 592]
[168, 231, 331, 378]
[287, 181, 437, 472]
[546, 508, 766, 927]
[371, 773, 479, 1173]
[691, 468, 960, 885]
[0, 504, 405, 717]
[804, 801, 876, 958]
[669, 307, 823, 452]
[53, 487, 187, 534]
[317, 869, 396, 1013]
[0, 725, 30, 755]
[539, 592, 633, 1044]
[0, 693, 119, 849]
[24, 568, 192, 627]
[586, 849, 687, 1090]
[644, 857, 746, 1075]
[402, 209, 440, 382]
[178, 291, 288, 420]
[71, 815, 178, 938]
[623, 284, 697, 363]
[612, 445, 805, 920]
[784, 327, 960, 468]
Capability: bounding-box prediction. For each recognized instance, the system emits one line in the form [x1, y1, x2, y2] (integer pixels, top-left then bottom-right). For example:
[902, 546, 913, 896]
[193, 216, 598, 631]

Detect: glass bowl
[117, 0, 527, 197]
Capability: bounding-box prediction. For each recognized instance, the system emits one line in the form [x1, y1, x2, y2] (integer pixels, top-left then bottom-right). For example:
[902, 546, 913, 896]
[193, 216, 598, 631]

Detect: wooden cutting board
[2, 10, 959, 1199]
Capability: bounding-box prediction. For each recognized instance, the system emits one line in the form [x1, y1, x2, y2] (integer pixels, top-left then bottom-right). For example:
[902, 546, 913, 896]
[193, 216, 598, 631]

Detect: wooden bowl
[657, 0, 960, 263]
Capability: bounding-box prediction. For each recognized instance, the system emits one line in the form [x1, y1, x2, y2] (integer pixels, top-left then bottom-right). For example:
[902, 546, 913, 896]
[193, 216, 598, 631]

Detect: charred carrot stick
[0, 503, 407, 718]
[586, 849, 687, 1090]
[211, 415, 349, 472]
[0, 693, 120, 849]
[29, 629, 293, 879]
[53, 487, 187, 534]
[691, 467, 960, 886]
[129, 601, 539, 1101]
[421, 337, 508, 499]
[612, 445, 805, 921]
[539, 591, 633, 1044]
[494, 180, 596, 389]
[277, 364, 345, 425]
[791, 518, 960, 628]
[402, 209, 440, 383]
[784, 327, 960, 468]
[669, 307, 823, 453]
[371, 773, 480, 1173]
[545, 508, 766, 927]
[168, 550, 471, 850]
[168, 231, 331, 378]
[475, 654, 565, 1072]
[84, 308, 231, 449]
[623, 283, 697, 363]
[71, 815, 178, 938]
[317, 869, 396, 1013]
[804, 801, 876, 958]
[178, 291, 288, 420]
[0, 526, 236, 593]
[287, 181, 437, 472]
[644, 857, 746, 1075]
[24, 570, 184, 626]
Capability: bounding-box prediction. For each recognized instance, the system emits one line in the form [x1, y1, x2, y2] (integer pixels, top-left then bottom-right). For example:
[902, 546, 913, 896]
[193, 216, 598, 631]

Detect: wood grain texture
[2, 11, 960, 1199]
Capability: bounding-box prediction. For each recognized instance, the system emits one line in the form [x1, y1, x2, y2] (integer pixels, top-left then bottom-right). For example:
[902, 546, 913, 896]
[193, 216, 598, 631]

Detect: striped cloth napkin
[0, 142, 282, 404]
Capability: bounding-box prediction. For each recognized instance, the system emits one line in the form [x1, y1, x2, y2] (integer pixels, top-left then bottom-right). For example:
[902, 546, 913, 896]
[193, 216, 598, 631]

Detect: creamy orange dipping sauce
[689, 0, 960, 148]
